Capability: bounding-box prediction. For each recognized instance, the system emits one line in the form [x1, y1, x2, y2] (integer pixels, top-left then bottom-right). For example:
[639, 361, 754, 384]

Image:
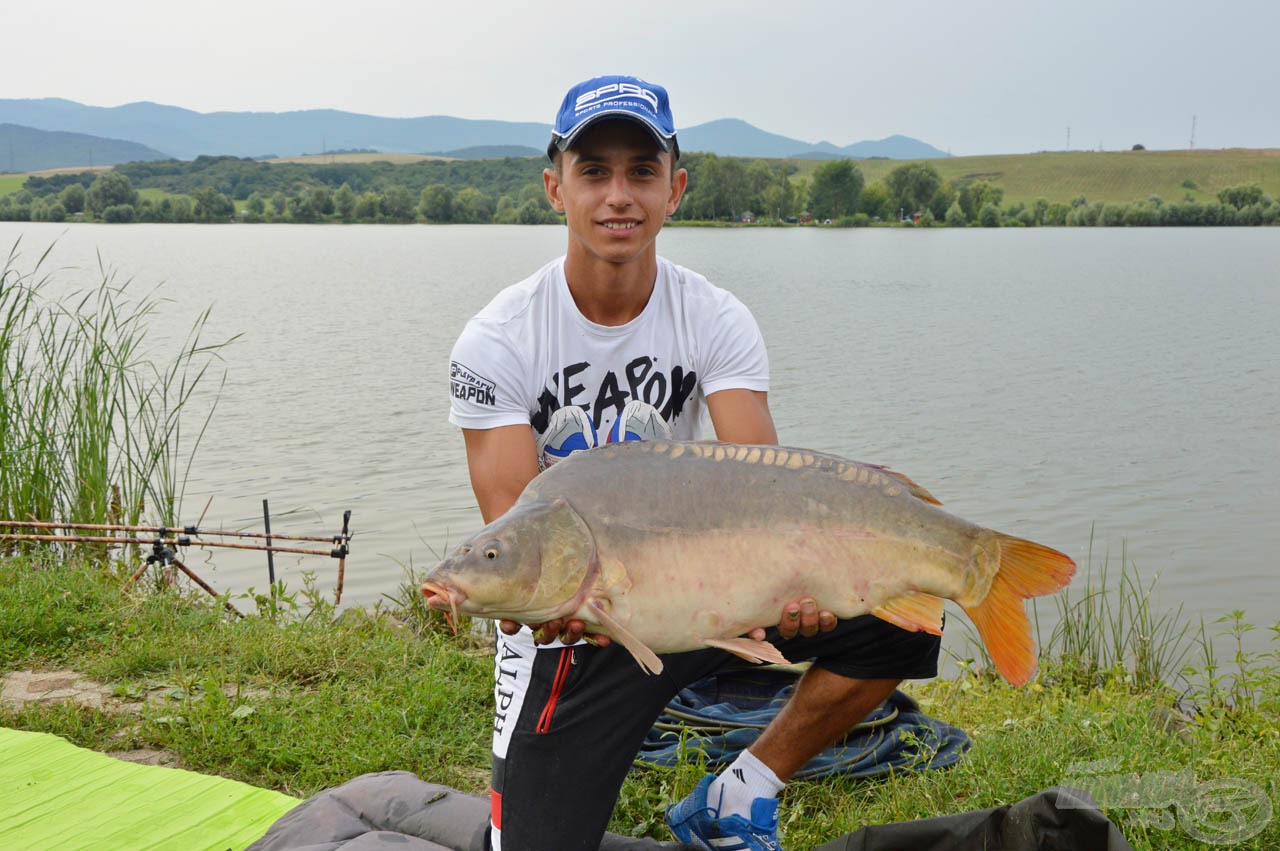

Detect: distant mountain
[0, 98, 948, 162]
[841, 135, 949, 159]
[677, 118, 838, 158]
[658, 119, 949, 159]
[0, 123, 168, 172]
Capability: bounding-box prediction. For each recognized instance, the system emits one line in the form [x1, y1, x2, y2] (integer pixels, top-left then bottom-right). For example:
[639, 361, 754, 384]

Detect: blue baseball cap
[548, 75, 678, 160]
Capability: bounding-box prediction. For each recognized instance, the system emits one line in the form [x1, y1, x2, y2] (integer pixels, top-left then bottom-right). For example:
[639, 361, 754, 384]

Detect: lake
[4, 223, 1278, 641]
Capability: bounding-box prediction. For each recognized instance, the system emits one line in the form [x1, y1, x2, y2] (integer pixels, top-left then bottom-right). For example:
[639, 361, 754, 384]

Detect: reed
[0, 239, 231, 549]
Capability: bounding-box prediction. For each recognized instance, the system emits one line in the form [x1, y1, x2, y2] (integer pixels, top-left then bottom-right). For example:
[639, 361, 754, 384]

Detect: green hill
[824, 148, 1280, 205]
[0, 124, 169, 173]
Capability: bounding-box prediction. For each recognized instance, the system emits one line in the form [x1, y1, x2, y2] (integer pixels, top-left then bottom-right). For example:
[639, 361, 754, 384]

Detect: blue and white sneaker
[666, 774, 782, 851]
[536, 405, 598, 470]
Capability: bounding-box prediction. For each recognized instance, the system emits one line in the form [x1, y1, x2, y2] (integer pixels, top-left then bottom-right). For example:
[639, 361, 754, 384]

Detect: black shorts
[486, 615, 940, 850]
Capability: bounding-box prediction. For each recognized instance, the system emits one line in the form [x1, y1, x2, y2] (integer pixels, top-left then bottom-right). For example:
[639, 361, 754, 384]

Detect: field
[789, 147, 1280, 206]
[0, 175, 24, 196]
[266, 152, 453, 165]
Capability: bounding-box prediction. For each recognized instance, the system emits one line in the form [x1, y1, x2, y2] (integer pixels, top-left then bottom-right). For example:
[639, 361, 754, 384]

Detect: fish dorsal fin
[866, 464, 943, 505]
[587, 599, 663, 675]
[872, 590, 946, 635]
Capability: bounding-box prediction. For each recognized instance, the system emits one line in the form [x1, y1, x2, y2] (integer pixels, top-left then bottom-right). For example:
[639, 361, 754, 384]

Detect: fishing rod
[0, 519, 345, 546]
[2, 508, 355, 605]
[0, 533, 342, 558]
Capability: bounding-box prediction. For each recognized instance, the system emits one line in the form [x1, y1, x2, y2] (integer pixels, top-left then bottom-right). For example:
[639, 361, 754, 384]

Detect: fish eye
[483, 542, 502, 560]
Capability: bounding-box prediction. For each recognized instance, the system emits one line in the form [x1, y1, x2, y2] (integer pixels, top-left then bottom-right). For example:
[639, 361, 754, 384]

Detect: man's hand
[749, 598, 838, 642]
[499, 618, 612, 647]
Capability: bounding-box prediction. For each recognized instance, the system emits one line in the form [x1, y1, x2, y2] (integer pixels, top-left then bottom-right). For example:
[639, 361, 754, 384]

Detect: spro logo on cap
[574, 82, 659, 115]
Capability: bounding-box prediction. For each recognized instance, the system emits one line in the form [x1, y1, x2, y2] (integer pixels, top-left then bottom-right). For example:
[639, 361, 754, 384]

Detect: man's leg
[747, 669, 901, 779]
[667, 615, 941, 847]
[491, 633, 696, 851]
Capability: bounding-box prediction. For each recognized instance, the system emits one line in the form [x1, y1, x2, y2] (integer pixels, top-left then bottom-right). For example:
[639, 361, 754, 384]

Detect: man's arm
[461, 425, 540, 524]
[460, 424, 610, 647]
[705, 388, 837, 640]
[705, 388, 778, 444]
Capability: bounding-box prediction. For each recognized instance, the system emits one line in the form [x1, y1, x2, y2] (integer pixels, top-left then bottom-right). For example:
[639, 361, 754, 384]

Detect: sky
[6, 0, 1278, 156]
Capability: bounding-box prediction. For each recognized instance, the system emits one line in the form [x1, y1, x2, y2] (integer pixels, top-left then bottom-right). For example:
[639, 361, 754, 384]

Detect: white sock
[708, 750, 784, 821]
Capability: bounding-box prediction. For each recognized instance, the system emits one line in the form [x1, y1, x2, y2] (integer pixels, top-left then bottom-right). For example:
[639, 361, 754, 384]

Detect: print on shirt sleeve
[450, 361, 497, 407]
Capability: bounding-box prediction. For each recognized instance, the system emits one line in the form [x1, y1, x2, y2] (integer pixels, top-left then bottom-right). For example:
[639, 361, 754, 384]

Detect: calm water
[4, 223, 1278, 635]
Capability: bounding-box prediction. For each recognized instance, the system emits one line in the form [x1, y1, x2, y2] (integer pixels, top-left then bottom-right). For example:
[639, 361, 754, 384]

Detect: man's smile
[599, 218, 641, 233]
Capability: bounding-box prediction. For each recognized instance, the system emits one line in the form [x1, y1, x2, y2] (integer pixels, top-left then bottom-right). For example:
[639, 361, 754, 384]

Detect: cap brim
[548, 110, 675, 158]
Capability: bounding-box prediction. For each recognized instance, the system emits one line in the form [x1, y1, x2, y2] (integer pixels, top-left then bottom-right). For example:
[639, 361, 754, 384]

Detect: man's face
[544, 120, 687, 267]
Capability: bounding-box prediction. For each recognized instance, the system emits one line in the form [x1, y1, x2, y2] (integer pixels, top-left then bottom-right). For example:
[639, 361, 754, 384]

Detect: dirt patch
[0, 669, 135, 711]
[108, 748, 182, 767]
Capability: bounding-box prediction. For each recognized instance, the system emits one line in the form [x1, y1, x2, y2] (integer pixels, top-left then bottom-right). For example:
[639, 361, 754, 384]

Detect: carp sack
[422, 441, 1076, 685]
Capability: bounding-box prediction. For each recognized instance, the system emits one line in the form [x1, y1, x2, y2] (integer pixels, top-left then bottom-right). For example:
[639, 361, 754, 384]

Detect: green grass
[0, 175, 25, 198]
[2, 551, 1277, 849]
[784, 148, 1280, 206]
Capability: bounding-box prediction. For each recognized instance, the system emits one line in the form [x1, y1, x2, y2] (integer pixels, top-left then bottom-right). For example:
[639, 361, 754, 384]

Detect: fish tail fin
[961, 533, 1076, 686]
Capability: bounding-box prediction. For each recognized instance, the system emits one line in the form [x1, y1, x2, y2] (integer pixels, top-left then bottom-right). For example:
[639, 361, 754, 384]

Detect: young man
[447, 75, 941, 851]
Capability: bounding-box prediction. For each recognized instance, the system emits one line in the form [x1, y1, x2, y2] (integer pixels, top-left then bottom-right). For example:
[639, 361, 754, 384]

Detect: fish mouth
[421, 581, 466, 627]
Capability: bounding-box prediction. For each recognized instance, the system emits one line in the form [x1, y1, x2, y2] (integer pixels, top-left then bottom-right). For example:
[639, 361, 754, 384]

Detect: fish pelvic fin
[962, 533, 1077, 686]
[587, 599, 664, 675]
[702, 637, 792, 666]
[872, 590, 946, 635]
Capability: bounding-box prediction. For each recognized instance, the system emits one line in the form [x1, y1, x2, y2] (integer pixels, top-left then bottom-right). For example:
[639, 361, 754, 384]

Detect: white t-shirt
[448, 255, 769, 443]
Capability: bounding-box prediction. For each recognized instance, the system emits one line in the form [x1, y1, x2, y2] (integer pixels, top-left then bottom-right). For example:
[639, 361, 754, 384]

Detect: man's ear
[666, 167, 689, 216]
[543, 167, 565, 214]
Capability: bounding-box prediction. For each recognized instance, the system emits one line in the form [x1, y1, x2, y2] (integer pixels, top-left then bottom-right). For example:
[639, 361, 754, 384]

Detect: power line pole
[1189, 115, 1197, 150]
[1066, 126, 1070, 152]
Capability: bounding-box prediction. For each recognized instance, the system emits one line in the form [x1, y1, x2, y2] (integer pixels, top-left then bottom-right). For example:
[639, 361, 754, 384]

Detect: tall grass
[1036, 535, 1195, 690]
[0, 239, 231, 543]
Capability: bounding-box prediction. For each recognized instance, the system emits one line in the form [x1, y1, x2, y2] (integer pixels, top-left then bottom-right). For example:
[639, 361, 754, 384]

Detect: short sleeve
[698, 294, 770, 396]
[447, 319, 533, 430]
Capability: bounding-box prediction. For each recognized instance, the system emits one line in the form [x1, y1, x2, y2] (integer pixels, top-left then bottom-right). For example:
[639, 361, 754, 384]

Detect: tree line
[2, 155, 1277, 227]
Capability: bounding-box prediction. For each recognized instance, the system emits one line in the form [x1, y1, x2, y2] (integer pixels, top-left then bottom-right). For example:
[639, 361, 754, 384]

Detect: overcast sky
[7, 0, 1277, 155]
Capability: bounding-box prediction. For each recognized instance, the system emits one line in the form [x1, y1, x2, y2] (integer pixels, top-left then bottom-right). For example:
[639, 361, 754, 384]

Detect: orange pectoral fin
[871, 590, 946, 635]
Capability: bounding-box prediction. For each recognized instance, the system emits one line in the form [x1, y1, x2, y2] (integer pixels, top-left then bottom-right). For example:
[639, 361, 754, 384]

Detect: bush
[1015, 209, 1035, 227]
[1218, 183, 1264, 209]
[1122, 203, 1159, 227]
[1236, 204, 1263, 226]
[1100, 203, 1126, 226]
[944, 201, 966, 227]
[978, 203, 1001, 227]
[1043, 203, 1070, 226]
[100, 204, 137, 223]
[44, 202, 67, 223]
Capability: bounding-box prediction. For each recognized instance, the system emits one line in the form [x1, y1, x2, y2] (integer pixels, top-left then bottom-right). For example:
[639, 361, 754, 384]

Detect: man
[447, 75, 941, 851]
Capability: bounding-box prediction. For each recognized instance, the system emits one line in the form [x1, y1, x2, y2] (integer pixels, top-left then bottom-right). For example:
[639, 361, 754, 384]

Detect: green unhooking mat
[0, 727, 299, 850]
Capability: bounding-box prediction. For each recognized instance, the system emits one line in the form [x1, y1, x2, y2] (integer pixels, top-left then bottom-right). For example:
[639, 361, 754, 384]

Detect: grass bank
[2, 554, 1276, 849]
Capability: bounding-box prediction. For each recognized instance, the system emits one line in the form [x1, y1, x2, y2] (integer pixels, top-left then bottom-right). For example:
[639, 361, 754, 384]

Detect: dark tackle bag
[636, 668, 970, 780]
[815, 786, 1135, 851]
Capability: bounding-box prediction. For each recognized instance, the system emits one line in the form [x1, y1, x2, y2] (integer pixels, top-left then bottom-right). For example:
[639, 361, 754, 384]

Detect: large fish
[422, 441, 1075, 685]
